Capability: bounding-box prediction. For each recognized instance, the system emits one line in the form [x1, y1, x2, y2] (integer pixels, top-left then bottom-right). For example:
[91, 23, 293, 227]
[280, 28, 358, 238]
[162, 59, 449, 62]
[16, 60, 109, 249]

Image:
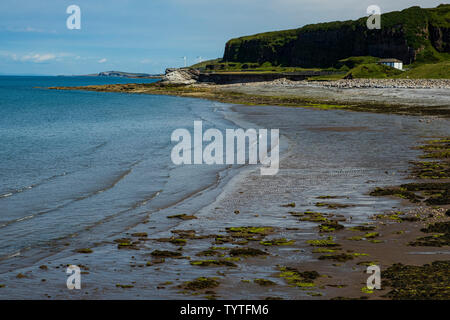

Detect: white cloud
[3, 26, 57, 34]
[0, 51, 76, 63]
[21, 53, 56, 62]
[98, 58, 107, 63]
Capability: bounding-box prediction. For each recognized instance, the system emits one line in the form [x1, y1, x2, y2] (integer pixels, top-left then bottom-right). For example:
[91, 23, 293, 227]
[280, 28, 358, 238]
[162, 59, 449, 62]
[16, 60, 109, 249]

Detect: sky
[0, 0, 446, 75]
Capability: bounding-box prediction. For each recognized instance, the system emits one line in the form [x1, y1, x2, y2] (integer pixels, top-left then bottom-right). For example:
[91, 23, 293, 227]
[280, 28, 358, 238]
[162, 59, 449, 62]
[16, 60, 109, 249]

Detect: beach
[51, 78, 450, 117]
[0, 78, 448, 299]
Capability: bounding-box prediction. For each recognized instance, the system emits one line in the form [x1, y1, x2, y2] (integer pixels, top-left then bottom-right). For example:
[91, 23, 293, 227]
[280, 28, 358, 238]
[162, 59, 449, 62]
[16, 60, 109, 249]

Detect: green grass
[189, 58, 221, 69]
[223, 5, 450, 67]
[336, 56, 380, 70]
[396, 61, 450, 79]
[190, 59, 319, 73]
[191, 53, 449, 79]
[347, 63, 403, 78]
[312, 57, 450, 79]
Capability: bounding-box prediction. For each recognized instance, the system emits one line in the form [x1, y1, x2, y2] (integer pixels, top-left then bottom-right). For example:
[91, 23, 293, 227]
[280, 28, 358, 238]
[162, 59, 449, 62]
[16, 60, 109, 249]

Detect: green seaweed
[190, 259, 237, 267]
[254, 279, 276, 286]
[196, 249, 219, 257]
[180, 277, 220, 291]
[229, 247, 268, 257]
[167, 214, 197, 220]
[409, 221, 450, 247]
[382, 261, 450, 299]
[116, 284, 134, 289]
[131, 232, 148, 237]
[349, 225, 376, 232]
[278, 266, 320, 288]
[315, 202, 350, 209]
[75, 248, 93, 254]
[307, 236, 340, 247]
[364, 232, 380, 239]
[150, 250, 182, 258]
[281, 202, 296, 208]
[318, 253, 355, 262]
[117, 242, 138, 250]
[361, 286, 374, 294]
[312, 248, 339, 253]
[319, 220, 345, 233]
[227, 226, 274, 235]
[370, 187, 423, 203]
[300, 211, 328, 222]
[260, 238, 295, 246]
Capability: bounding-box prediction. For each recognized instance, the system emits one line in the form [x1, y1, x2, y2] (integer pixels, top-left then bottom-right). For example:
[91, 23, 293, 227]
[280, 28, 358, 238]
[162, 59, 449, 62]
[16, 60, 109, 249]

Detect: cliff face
[223, 5, 450, 67]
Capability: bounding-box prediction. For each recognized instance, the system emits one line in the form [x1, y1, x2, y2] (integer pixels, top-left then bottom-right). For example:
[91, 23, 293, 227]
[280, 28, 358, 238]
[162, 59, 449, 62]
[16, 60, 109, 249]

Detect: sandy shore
[50, 79, 450, 117]
[213, 104, 449, 299]
[1, 81, 448, 299]
[216, 79, 450, 109]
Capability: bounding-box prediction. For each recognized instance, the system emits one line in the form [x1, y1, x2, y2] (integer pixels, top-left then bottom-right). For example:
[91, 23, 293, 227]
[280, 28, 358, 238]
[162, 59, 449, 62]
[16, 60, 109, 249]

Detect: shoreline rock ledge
[161, 68, 199, 85]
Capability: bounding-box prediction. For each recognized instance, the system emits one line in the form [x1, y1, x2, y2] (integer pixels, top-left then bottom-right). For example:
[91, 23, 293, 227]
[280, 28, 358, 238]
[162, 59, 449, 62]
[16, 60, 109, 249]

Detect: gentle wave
[0, 142, 109, 201]
[0, 171, 70, 201]
[0, 189, 162, 262]
[0, 160, 143, 230]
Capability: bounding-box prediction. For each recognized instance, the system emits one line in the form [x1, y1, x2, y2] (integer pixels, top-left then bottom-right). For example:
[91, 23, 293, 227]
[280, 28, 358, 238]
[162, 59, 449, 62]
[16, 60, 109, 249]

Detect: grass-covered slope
[223, 4, 450, 68]
[347, 63, 403, 78]
[398, 60, 450, 79]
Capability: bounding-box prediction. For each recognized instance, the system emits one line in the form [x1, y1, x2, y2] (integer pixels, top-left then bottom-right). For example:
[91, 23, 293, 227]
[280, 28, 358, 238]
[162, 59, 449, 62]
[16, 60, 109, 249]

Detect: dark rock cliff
[223, 5, 450, 67]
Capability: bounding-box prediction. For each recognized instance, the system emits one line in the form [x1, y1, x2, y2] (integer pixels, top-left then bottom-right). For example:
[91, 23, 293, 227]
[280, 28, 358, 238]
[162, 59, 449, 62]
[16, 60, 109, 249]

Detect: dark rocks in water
[318, 253, 355, 262]
[150, 250, 182, 258]
[190, 259, 237, 268]
[229, 247, 268, 257]
[409, 221, 450, 247]
[180, 277, 220, 291]
[420, 221, 450, 234]
[370, 187, 423, 203]
[382, 261, 450, 299]
[254, 279, 276, 286]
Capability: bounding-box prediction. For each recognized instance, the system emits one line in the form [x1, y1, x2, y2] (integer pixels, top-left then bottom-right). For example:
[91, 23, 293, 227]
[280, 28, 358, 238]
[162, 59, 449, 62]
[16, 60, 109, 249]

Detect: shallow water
[0, 76, 238, 260]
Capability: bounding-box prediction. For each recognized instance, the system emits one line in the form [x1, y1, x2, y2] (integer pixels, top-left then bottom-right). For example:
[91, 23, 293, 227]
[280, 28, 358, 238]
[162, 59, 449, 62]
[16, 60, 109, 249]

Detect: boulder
[161, 68, 199, 85]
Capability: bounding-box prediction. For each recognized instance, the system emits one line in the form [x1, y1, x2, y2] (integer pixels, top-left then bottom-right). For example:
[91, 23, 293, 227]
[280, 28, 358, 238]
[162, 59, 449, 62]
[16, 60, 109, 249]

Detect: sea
[0, 76, 238, 260]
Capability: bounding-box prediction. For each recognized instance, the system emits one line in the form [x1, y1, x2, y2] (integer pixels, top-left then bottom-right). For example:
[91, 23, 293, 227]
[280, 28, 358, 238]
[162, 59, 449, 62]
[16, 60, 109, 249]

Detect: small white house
[378, 58, 403, 70]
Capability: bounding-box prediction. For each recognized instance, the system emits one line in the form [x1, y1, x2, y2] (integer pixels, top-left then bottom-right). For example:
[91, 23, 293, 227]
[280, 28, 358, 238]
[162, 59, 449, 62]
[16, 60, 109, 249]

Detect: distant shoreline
[49, 78, 450, 118]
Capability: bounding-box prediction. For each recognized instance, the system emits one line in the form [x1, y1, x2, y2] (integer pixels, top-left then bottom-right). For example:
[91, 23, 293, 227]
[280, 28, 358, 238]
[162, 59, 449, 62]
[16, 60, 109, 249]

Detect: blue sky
[0, 0, 445, 75]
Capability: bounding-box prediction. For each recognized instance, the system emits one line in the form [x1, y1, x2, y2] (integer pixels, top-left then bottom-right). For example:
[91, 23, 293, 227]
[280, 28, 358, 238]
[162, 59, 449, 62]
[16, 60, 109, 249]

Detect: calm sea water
[0, 76, 235, 258]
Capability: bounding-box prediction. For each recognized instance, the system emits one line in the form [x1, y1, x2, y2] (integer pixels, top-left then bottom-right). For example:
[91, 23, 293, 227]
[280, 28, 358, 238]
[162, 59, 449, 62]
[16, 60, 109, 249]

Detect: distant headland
[78, 71, 163, 79]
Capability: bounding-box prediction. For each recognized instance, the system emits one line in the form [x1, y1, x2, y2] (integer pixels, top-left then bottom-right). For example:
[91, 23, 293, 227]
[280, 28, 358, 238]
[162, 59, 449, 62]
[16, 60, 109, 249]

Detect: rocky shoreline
[49, 77, 450, 118]
[160, 68, 450, 89]
[273, 78, 450, 89]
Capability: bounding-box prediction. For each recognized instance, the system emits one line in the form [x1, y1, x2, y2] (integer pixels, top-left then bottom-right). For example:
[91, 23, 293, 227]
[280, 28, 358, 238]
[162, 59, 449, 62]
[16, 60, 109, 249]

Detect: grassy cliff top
[226, 4, 450, 49]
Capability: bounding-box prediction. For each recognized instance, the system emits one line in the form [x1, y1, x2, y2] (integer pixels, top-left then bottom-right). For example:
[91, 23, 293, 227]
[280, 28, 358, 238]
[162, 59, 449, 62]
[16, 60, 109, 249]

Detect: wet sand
[1, 97, 449, 299]
[1, 83, 449, 299]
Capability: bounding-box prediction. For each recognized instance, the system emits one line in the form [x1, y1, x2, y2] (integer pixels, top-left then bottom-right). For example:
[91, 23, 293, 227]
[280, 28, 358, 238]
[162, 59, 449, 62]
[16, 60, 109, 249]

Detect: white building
[378, 58, 403, 70]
